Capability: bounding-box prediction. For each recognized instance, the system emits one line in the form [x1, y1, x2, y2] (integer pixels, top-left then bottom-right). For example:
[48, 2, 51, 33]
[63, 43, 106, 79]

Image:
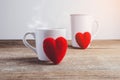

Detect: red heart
[75, 32, 91, 49]
[43, 37, 67, 64]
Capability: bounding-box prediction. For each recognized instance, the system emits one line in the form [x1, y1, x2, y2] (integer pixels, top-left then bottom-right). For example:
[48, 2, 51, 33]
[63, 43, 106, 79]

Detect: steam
[27, 0, 49, 30]
[28, 16, 49, 29]
[27, 0, 65, 30]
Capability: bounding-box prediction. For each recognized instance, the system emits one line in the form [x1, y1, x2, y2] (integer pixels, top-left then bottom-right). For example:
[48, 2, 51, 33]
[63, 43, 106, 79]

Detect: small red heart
[75, 32, 91, 49]
[43, 37, 67, 64]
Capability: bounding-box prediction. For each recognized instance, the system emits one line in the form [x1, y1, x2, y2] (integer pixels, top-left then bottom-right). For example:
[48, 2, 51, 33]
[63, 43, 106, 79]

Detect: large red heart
[75, 32, 91, 49]
[43, 37, 67, 64]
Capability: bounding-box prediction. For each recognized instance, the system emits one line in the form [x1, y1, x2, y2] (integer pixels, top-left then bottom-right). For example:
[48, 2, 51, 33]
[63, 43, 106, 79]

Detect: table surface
[0, 40, 120, 80]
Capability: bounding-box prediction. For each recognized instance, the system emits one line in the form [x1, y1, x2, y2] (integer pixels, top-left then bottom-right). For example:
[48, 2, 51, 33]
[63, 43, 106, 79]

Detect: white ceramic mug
[23, 28, 66, 61]
[71, 14, 99, 48]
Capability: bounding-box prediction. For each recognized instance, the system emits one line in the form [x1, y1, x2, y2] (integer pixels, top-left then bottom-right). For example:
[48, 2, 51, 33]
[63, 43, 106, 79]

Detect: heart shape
[43, 37, 67, 64]
[75, 32, 91, 49]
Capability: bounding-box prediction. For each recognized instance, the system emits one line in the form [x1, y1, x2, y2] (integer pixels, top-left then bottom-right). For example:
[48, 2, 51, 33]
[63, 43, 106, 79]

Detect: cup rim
[35, 28, 66, 31]
[71, 14, 91, 16]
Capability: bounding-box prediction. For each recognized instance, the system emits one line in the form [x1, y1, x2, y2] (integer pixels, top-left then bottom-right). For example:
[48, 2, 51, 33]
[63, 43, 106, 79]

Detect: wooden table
[0, 40, 120, 80]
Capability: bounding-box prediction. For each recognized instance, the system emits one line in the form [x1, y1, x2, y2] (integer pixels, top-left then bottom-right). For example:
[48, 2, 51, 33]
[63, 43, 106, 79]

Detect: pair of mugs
[23, 14, 98, 64]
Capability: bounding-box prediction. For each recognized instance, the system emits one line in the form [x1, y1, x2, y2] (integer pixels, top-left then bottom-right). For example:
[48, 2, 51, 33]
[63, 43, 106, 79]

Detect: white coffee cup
[23, 28, 66, 61]
[71, 14, 99, 48]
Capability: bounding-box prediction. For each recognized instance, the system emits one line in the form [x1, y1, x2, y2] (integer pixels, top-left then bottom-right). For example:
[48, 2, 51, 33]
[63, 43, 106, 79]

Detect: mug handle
[23, 32, 37, 53]
[92, 20, 99, 38]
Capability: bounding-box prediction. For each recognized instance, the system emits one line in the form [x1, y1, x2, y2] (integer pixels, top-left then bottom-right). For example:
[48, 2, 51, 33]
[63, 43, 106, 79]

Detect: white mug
[71, 14, 99, 48]
[23, 28, 66, 61]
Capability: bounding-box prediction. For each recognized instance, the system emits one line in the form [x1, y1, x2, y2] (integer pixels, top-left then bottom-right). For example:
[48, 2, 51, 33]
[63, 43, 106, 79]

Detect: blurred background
[0, 0, 120, 40]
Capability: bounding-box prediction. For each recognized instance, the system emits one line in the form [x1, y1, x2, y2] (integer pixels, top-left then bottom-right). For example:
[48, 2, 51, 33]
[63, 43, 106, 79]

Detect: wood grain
[0, 40, 120, 80]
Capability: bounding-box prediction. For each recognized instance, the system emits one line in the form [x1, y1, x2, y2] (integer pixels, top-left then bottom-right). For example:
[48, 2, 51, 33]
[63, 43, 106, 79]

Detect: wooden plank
[0, 40, 35, 48]
[0, 40, 120, 80]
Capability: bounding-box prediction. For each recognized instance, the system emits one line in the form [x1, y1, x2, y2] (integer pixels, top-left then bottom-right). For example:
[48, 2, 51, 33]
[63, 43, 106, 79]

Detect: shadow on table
[6, 57, 54, 65]
[68, 44, 116, 49]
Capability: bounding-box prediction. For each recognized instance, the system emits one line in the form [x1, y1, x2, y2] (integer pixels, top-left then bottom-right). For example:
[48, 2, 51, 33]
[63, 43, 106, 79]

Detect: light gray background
[0, 0, 120, 40]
